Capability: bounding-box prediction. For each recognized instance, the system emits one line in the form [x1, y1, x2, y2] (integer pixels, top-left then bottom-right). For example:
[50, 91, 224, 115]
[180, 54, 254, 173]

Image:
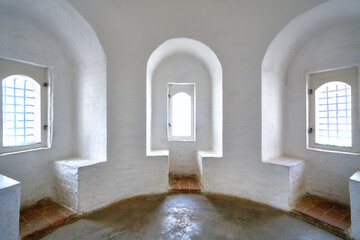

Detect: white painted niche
[146, 38, 223, 163]
[168, 83, 196, 141]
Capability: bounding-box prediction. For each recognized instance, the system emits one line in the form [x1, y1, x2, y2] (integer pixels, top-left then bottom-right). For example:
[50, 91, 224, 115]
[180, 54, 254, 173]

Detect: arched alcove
[262, 0, 360, 162]
[0, 0, 106, 208]
[262, 1, 360, 229]
[146, 38, 222, 178]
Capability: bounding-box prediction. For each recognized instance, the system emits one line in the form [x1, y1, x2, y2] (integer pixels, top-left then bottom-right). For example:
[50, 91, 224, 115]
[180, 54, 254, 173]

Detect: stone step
[168, 175, 201, 193]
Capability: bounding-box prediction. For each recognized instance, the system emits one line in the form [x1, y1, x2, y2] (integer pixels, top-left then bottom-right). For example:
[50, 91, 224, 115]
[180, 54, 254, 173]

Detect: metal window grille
[315, 82, 352, 147]
[2, 76, 40, 147]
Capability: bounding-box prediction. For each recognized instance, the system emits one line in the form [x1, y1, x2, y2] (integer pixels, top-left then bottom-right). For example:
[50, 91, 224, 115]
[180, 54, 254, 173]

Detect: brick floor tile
[332, 204, 350, 215]
[341, 214, 351, 223]
[293, 195, 319, 212]
[293, 194, 351, 232]
[169, 175, 201, 193]
[315, 201, 335, 211]
[19, 223, 33, 237]
[179, 180, 189, 190]
[21, 208, 42, 222]
[29, 217, 52, 233]
[19, 198, 77, 239]
[320, 216, 350, 230]
[304, 206, 326, 220]
[322, 209, 345, 221]
[59, 206, 77, 218]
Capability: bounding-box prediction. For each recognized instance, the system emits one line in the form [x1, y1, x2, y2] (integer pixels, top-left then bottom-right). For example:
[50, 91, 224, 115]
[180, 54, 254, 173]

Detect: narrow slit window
[171, 92, 191, 137]
[315, 82, 352, 147]
[2, 75, 41, 147]
[168, 83, 195, 141]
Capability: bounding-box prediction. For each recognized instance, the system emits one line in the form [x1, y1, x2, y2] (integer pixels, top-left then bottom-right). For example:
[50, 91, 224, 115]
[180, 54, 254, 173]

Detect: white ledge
[264, 157, 304, 167]
[146, 150, 169, 157]
[54, 158, 105, 168]
[0, 174, 20, 190]
[351, 171, 360, 182]
[197, 150, 222, 158]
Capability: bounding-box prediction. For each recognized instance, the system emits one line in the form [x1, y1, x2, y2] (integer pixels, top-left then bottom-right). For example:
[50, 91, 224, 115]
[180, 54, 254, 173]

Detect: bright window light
[2, 75, 41, 147]
[171, 92, 191, 137]
[168, 83, 195, 141]
[315, 81, 351, 147]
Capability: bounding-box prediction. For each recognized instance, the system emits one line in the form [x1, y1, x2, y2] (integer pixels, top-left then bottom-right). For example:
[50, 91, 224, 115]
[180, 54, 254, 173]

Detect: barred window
[2, 75, 41, 147]
[0, 57, 51, 154]
[315, 82, 351, 147]
[308, 66, 359, 154]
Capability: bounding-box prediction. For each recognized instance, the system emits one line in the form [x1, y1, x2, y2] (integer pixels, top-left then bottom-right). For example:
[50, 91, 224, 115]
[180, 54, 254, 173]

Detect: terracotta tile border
[168, 174, 201, 193]
[19, 198, 78, 240]
[292, 194, 351, 239]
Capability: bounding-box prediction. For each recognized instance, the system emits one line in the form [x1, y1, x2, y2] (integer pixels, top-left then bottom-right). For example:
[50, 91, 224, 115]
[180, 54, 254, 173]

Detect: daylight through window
[168, 83, 195, 141]
[171, 92, 192, 137]
[315, 82, 352, 147]
[2, 75, 41, 147]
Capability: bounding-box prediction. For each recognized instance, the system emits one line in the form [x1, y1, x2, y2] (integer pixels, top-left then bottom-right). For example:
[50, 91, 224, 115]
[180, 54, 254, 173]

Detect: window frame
[307, 66, 360, 154]
[167, 83, 196, 141]
[0, 57, 51, 155]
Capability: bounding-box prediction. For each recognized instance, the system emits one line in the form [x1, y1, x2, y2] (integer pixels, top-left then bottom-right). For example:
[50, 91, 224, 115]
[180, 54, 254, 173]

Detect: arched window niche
[262, 0, 360, 162]
[262, 1, 360, 236]
[146, 38, 222, 179]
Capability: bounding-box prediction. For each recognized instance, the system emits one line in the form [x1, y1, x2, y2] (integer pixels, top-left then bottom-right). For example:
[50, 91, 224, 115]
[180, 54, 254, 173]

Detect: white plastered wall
[0, 0, 106, 208]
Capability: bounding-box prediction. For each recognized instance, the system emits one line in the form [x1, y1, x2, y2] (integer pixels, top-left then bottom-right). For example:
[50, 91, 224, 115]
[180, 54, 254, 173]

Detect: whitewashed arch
[146, 38, 222, 158]
[261, 0, 360, 162]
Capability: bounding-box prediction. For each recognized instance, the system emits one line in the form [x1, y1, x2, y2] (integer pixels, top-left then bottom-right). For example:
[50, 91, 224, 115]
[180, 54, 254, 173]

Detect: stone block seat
[0, 174, 20, 240]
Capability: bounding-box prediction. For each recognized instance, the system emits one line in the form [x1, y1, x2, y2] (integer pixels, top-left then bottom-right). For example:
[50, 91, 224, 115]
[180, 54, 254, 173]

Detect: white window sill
[168, 138, 196, 142]
[0, 146, 49, 156]
[307, 146, 360, 156]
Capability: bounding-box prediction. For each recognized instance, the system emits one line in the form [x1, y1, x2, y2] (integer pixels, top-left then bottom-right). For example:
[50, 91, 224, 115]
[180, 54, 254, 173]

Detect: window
[168, 83, 195, 141]
[308, 66, 359, 153]
[3, 75, 41, 147]
[0, 58, 51, 154]
[315, 82, 351, 147]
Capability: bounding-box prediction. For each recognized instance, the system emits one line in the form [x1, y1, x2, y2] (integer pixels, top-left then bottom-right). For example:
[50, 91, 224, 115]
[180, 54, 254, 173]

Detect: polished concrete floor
[44, 193, 342, 240]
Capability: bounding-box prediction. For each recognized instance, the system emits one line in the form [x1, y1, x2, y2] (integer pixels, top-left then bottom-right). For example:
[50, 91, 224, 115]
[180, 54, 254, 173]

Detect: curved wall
[69, 0, 326, 211]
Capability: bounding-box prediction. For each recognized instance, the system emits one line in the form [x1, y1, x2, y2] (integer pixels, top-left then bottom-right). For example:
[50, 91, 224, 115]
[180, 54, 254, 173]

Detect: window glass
[171, 92, 191, 137]
[168, 83, 195, 141]
[2, 75, 41, 147]
[315, 81, 351, 147]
